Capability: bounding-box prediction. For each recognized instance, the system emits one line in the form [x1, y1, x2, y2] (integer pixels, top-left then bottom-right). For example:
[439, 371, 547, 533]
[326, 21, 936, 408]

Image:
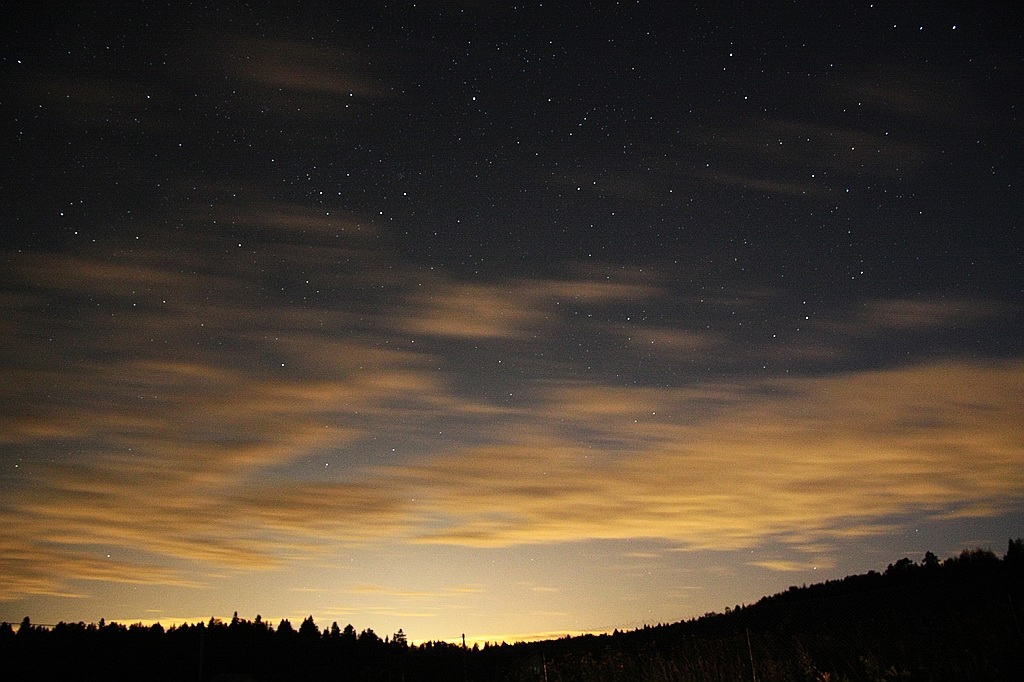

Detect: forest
[3, 540, 1022, 681]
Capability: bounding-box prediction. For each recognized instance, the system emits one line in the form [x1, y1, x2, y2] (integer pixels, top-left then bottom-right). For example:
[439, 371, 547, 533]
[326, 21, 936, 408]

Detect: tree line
[3, 539, 1022, 680]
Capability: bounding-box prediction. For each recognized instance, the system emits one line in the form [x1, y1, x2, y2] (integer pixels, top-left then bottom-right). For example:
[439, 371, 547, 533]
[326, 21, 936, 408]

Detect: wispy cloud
[835, 297, 1008, 333]
[749, 558, 835, 573]
[398, 359, 1023, 551]
[400, 274, 658, 340]
[1, 220, 1021, 601]
[402, 281, 552, 339]
[833, 67, 988, 124]
[349, 584, 482, 599]
[219, 36, 392, 100]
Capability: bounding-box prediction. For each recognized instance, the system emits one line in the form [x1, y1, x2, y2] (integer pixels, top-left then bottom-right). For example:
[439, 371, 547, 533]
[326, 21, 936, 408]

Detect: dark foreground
[3, 541, 1023, 681]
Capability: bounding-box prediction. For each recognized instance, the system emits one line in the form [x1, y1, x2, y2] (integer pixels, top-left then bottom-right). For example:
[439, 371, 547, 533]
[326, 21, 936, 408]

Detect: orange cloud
[0, 240, 445, 597]
[402, 282, 551, 339]
[2, 232, 1021, 600]
[749, 558, 835, 572]
[401, 274, 658, 339]
[397, 359, 1023, 553]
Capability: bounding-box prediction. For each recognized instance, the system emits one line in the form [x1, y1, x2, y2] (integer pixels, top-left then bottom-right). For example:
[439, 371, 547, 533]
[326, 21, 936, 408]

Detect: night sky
[2, 1, 1022, 642]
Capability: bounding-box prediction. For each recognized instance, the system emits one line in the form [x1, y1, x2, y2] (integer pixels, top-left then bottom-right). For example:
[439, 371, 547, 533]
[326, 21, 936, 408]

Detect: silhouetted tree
[952, 547, 999, 567]
[298, 615, 319, 639]
[885, 556, 914, 575]
[1006, 537, 1024, 564]
[392, 628, 408, 648]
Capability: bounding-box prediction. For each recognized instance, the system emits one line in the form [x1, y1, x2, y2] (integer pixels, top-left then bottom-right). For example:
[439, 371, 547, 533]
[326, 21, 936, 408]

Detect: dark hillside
[510, 541, 1024, 681]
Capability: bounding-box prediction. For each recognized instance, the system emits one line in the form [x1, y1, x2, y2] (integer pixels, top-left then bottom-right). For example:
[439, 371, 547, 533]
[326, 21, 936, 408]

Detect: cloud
[0, 333, 438, 588]
[205, 202, 380, 242]
[692, 170, 831, 198]
[0, 531, 203, 601]
[752, 119, 935, 174]
[741, 295, 1013, 369]
[799, 297, 1012, 355]
[619, 326, 722, 356]
[397, 359, 1024, 552]
[845, 298, 1008, 332]
[687, 65, 955, 199]
[833, 67, 988, 125]
[400, 274, 658, 340]
[0, 226, 439, 597]
[349, 584, 481, 599]
[2, 228, 1021, 601]
[5, 238, 1021, 597]
[12, 71, 172, 132]
[4, 334, 1022, 598]
[220, 36, 391, 100]
[402, 281, 552, 339]
[749, 558, 835, 573]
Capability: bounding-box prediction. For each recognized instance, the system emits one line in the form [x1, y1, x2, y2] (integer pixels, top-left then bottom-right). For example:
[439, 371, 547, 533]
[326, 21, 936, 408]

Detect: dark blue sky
[2, 1, 1022, 641]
